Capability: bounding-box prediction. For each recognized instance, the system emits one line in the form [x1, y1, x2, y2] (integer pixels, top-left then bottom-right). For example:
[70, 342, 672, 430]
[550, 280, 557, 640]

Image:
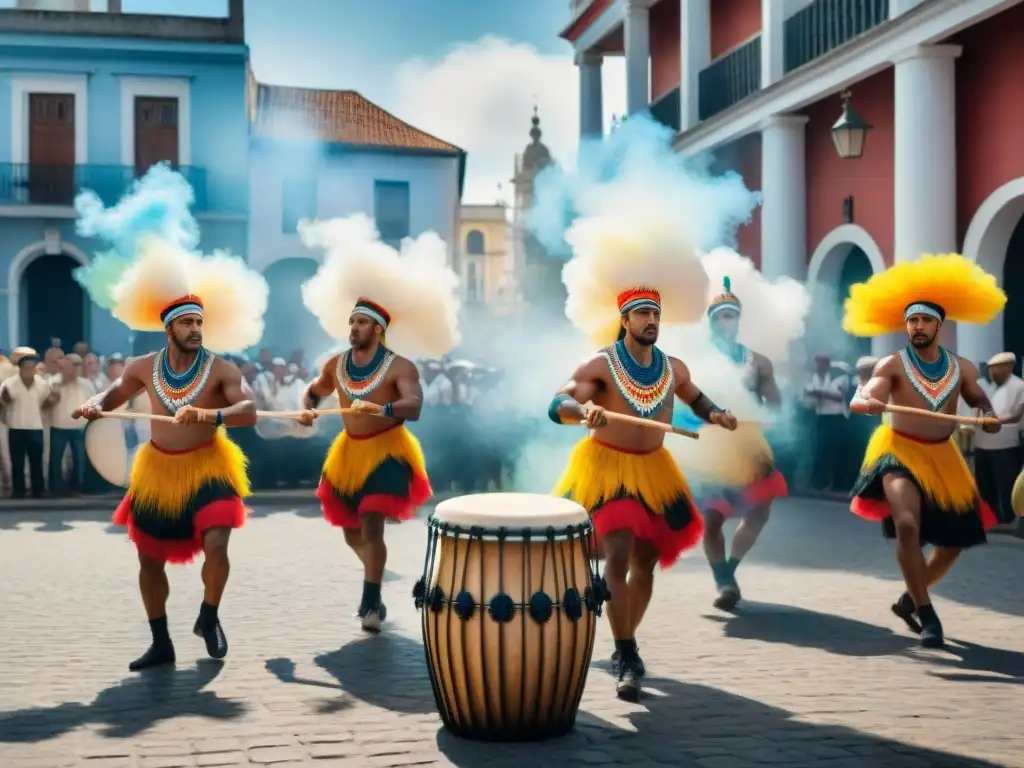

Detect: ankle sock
[614, 637, 638, 659]
[361, 581, 382, 611]
[198, 602, 218, 627]
[149, 616, 171, 645]
[917, 603, 939, 625]
[710, 561, 731, 584]
[726, 556, 742, 575]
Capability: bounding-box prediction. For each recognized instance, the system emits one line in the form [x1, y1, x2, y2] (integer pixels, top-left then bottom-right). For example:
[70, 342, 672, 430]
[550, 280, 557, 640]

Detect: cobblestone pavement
[1, 498, 1022, 768]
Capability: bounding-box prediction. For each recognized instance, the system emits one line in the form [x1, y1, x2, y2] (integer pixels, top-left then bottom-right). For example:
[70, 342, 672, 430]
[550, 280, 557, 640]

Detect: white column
[623, 0, 650, 115]
[890, 0, 925, 17]
[576, 52, 604, 140]
[760, 115, 808, 280]
[894, 44, 960, 349]
[679, 0, 710, 131]
[761, 0, 785, 88]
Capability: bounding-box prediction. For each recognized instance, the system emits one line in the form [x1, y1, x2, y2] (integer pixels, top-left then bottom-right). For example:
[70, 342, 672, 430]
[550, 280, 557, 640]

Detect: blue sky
[10, 0, 626, 203]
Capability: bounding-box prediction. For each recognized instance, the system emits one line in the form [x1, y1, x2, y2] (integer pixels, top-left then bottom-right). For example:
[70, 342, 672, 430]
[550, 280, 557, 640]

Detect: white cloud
[393, 36, 625, 206]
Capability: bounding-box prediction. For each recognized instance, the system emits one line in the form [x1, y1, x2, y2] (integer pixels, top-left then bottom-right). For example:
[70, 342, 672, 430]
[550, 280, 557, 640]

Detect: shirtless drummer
[73, 252, 267, 670]
[845, 254, 1005, 647]
[550, 286, 737, 699]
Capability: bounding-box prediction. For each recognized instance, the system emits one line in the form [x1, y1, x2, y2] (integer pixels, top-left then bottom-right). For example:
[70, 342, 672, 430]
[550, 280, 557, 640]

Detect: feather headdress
[843, 253, 1006, 337]
[84, 235, 269, 354]
[299, 214, 461, 358]
[700, 247, 810, 361]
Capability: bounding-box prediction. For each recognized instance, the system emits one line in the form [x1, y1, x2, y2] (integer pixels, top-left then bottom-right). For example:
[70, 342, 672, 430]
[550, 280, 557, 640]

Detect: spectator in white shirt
[974, 351, 1024, 524]
[421, 360, 453, 405]
[0, 352, 50, 498]
[804, 353, 850, 491]
[83, 352, 109, 391]
[46, 353, 97, 496]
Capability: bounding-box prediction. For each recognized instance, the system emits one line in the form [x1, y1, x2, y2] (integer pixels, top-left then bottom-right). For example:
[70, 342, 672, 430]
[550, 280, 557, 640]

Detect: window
[282, 176, 317, 233]
[374, 180, 410, 249]
[466, 229, 485, 255]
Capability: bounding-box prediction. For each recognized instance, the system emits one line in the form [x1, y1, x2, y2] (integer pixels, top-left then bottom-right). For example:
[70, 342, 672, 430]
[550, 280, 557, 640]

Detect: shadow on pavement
[265, 633, 435, 715]
[436, 675, 1002, 767]
[0, 659, 245, 743]
[706, 602, 1024, 682]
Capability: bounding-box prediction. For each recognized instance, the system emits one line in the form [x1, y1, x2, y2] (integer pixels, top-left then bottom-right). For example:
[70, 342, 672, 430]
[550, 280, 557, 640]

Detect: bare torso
[871, 351, 965, 441]
[321, 351, 416, 437]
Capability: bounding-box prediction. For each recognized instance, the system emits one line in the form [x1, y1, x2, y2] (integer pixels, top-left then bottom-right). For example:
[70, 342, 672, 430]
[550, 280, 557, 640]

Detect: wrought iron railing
[784, 0, 890, 73]
[649, 87, 681, 133]
[0, 163, 209, 210]
[698, 35, 762, 120]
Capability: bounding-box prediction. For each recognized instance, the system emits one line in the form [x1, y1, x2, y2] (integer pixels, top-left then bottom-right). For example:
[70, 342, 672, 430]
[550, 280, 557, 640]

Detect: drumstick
[98, 410, 175, 423]
[581, 404, 699, 440]
[257, 407, 361, 419]
[884, 403, 999, 427]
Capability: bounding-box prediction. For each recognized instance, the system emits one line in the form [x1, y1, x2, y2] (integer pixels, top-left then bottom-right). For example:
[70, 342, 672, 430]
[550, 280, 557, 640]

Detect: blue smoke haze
[526, 112, 761, 260]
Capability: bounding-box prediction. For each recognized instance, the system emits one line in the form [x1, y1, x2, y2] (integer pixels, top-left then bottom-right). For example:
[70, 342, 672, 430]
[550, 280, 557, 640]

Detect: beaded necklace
[337, 344, 396, 401]
[898, 345, 960, 411]
[152, 347, 216, 414]
[600, 339, 674, 418]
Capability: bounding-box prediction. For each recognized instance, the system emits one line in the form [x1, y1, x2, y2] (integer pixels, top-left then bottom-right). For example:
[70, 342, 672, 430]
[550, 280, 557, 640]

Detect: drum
[1012, 469, 1024, 520]
[85, 417, 144, 488]
[414, 493, 606, 742]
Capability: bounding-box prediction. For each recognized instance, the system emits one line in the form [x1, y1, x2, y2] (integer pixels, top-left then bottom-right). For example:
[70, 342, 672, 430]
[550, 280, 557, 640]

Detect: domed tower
[511, 108, 564, 313]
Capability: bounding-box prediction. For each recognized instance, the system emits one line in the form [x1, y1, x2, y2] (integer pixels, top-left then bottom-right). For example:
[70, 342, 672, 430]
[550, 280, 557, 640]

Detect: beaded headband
[160, 295, 204, 326]
[707, 276, 741, 319]
[617, 288, 661, 315]
[351, 298, 392, 330]
[904, 301, 945, 323]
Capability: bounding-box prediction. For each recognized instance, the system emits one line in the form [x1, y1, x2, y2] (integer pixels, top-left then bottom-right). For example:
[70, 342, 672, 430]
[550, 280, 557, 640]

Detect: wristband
[305, 386, 322, 409]
[215, 410, 223, 426]
[382, 403, 394, 418]
[548, 393, 573, 425]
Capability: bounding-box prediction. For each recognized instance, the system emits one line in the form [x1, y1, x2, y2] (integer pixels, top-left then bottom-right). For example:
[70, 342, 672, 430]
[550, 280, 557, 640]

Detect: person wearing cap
[0, 349, 50, 498]
[803, 352, 850, 491]
[46, 352, 96, 496]
[973, 351, 1024, 525]
[846, 254, 1005, 647]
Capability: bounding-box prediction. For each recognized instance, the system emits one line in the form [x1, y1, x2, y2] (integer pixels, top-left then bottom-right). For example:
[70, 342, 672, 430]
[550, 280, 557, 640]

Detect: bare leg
[130, 554, 175, 671]
[194, 528, 231, 659]
[343, 528, 365, 564]
[926, 546, 961, 587]
[357, 512, 387, 631]
[883, 474, 943, 647]
[627, 541, 659, 637]
[729, 505, 771, 562]
[702, 510, 727, 564]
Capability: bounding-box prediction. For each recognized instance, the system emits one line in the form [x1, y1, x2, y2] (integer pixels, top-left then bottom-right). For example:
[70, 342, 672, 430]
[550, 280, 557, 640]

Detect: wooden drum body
[414, 493, 606, 741]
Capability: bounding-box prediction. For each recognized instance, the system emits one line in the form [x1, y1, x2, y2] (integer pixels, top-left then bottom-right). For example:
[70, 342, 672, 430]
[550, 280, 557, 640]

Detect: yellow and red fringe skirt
[693, 424, 788, 518]
[112, 428, 250, 565]
[317, 423, 432, 529]
[850, 424, 997, 548]
[553, 437, 703, 569]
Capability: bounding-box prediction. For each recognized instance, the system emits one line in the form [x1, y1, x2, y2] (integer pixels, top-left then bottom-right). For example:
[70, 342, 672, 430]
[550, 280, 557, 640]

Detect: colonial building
[562, 0, 1023, 367]
[460, 202, 514, 312]
[247, 78, 466, 358]
[0, 0, 250, 354]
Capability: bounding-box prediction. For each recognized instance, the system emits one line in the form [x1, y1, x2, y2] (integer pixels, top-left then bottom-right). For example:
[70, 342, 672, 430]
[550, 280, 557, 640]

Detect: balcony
[0, 163, 209, 211]
[784, 0, 890, 73]
[650, 87, 681, 133]
[698, 36, 762, 121]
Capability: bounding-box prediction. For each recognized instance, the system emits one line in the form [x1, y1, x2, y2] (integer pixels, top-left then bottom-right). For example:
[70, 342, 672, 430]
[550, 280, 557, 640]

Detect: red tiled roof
[251, 81, 463, 154]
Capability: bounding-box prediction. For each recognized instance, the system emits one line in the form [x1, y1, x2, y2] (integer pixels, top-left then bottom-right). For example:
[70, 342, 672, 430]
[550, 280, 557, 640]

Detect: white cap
[987, 351, 1016, 367]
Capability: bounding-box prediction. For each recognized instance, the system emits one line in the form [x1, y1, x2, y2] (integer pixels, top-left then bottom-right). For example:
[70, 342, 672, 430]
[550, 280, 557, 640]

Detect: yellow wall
[459, 207, 510, 307]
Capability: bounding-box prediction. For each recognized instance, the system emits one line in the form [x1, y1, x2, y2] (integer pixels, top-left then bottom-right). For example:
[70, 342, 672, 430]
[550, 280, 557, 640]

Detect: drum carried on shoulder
[413, 492, 607, 742]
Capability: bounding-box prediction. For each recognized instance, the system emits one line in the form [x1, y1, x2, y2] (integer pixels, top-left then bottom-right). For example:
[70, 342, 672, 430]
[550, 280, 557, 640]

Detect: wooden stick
[97, 407, 361, 424]
[98, 410, 175, 423]
[581, 404, 699, 440]
[884, 403, 999, 427]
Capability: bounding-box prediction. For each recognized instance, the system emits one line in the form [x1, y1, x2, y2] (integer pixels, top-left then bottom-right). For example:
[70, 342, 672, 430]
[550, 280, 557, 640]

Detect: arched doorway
[1002, 215, 1024, 376]
[20, 253, 86, 352]
[261, 257, 331, 364]
[807, 225, 888, 362]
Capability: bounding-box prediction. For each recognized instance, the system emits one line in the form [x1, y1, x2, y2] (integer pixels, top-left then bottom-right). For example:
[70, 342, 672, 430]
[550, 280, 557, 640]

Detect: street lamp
[831, 90, 872, 159]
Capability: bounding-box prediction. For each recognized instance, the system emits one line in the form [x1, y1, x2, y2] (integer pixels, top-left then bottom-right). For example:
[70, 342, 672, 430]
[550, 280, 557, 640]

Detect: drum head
[433, 493, 589, 528]
[85, 417, 135, 488]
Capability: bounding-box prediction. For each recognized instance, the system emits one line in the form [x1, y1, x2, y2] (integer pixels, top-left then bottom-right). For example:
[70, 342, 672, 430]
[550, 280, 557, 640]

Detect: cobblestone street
[1, 498, 1022, 767]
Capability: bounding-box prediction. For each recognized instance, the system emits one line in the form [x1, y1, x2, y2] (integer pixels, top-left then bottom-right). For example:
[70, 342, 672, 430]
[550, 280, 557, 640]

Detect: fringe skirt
[850, 424, 997, 548]
[112, 428, 250, 564]
[552, 437, 703, 569]
[692, 424, 788, 519]
[317, 423, 432, 529]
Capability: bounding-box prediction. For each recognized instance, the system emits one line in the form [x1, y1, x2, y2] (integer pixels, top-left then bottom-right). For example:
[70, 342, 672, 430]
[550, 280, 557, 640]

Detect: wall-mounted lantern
[831, 90, 872, 159]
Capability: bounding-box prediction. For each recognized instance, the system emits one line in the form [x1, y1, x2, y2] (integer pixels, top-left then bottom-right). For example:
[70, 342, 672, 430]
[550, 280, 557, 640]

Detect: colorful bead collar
[337, 345, 396, 401]
[152, 347, 215, 414]
[600, 340, 674, 418]
[899, 345, 959, 411]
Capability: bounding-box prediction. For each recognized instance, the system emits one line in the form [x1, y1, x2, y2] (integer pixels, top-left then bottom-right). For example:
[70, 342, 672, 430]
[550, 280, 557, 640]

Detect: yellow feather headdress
[842, 253, 1006, 337]
[105, 236, 269, 354]
[299, 214, 461, 358]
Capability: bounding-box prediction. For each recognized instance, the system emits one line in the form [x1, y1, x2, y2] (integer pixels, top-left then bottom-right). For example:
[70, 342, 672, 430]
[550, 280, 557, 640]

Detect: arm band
[215, 410, 223, 427]
[690, 392, 724, 423]
[382, 403, 394, 418]
[305, 385, 322, 408]
[548, 393, 573, 425]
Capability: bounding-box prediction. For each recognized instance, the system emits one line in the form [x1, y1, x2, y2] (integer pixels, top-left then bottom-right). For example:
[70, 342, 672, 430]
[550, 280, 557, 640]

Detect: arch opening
[20, 253, 87, 353]
[261, 257, 332, 364]
[465, 229, 485, 255]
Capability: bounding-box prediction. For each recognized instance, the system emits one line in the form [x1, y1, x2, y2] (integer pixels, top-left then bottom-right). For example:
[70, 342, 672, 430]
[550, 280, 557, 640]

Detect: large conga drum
[414, 493, 605, 741]
[85, 417, 143, 488]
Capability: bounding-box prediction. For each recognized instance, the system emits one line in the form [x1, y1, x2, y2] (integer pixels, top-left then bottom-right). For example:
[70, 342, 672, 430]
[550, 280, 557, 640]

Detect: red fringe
[705, 471, 788, 518]
[592, 498, 704, 569]
[852, 496, 1000, 532]
[112, 497, 247, 565]
[317, 470, 432, 530]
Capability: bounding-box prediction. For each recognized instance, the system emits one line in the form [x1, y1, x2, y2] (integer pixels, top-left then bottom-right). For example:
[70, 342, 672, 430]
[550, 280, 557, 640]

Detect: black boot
[916, 603, 945, 649]
[129, 617, 176, 672]
[891, 592, 922, 634]
[356, 581, 386, 633]
[193, 602, 228, 659]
